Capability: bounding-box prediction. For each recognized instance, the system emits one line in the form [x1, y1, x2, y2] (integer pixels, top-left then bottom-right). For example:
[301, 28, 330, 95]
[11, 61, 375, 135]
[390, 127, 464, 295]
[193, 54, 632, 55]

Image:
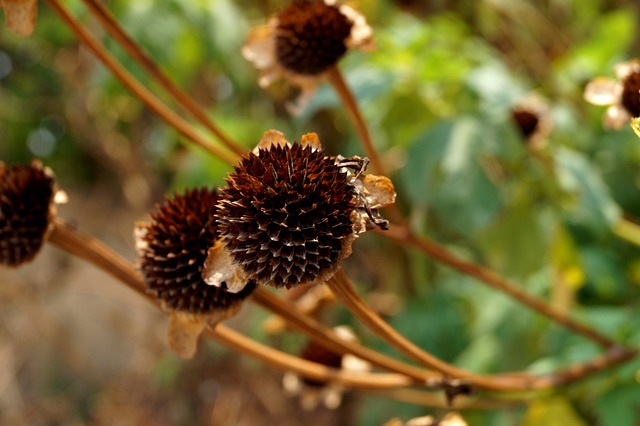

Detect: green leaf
[554, 147, 621, 234]
[522, 396, 587, 426]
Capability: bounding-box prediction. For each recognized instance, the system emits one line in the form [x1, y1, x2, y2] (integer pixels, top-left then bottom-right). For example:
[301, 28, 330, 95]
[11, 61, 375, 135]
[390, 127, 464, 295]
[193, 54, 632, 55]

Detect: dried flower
[1, 0, 38, 36]
[203, 130, 395, 293]
[383, 412, 467, 426]
[136, 187, 255, 358]
[282, 325, 370, 410]
[0, 160, 57, 267]
[242, 0, 374, 114]
[584, 59, 640, 129]
[510, 95, 552, 150]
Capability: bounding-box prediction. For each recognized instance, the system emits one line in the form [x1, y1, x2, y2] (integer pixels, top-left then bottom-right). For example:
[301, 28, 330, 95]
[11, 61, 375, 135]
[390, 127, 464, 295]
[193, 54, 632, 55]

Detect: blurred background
[1, 0, 640, 424]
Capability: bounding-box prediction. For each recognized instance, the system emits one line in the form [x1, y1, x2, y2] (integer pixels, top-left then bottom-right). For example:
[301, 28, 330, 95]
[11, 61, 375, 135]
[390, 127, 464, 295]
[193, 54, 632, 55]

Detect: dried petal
[584, 77, 621, 106]
[1, 0, 37, 36]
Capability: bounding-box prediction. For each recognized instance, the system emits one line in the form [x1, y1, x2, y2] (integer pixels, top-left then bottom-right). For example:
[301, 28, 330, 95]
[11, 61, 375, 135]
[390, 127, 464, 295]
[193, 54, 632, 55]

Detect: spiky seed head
[511, 108, 540, 139]
[0, 160, 56, 267]
[621, 71, 640, 117]
[275, 0, 353, 75]
[215, 143, 357, 289]
[137, 187, 255, 314]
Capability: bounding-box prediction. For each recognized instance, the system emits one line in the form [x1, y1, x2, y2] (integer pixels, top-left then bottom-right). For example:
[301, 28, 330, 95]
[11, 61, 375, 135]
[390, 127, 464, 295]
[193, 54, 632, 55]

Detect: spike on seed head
[136, 187, 255, 315]
[0, 160, 56, 267]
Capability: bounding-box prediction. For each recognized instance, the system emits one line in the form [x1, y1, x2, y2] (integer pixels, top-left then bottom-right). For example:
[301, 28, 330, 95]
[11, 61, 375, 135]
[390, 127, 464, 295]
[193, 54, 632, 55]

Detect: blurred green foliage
[2, 0, 640, 425]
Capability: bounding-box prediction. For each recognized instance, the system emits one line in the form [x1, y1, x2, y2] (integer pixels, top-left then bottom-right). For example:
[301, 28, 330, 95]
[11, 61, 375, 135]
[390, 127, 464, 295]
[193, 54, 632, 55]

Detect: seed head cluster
[215, 143, 357, 289]
[138, 187, 255, 314]
[275, 0, 353, 75]
[511, 109, 540, 139]
[0, 161, 55, 267]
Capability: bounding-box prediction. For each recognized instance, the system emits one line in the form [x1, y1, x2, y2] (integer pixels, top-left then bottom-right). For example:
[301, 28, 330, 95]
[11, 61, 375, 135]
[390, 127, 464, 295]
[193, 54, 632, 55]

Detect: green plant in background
[1, 0, 640, 425]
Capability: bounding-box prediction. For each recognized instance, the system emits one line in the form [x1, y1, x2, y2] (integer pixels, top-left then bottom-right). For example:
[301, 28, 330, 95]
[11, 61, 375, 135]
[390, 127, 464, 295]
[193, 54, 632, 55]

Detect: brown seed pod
[621, 71, 640, 118]
[136, 187, 255, 314]
[275, 0, 353, 75]
[215, 142, 356, 289]
[0, 160, 56, 267]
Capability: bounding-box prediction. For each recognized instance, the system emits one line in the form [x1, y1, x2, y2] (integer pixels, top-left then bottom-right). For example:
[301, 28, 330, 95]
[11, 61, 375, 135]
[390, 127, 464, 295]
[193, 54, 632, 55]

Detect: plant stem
[327, 66, 384, 175]
[46, 218, 410, 390]
[613, 217, 640, 247]
[253, 287, 438, 383]
[45, 0, 238, 165]
[207, 325, 412, 390]
[369, 388, 524, 410]
[326, 269, 529, 392]
[383, 225, 618, 348]
[80, 0, 246, 157]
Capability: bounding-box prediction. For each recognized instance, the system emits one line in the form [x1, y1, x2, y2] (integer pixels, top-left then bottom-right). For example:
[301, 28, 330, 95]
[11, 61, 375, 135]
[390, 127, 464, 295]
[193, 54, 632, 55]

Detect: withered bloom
[510, 95, 552, 150]
[0, 160, 56, 267]
[242, 0, 374, 114]
[584, 59, 640, 129]
[136, 187, 255, 358]
[282, 326, 370, 410]
[1, 0, 38, 36]
[203, 130, 395, 292]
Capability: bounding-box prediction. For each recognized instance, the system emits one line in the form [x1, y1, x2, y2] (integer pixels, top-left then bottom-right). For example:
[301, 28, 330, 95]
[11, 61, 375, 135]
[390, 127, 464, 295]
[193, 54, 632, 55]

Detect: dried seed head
[275, 0, 353, 75]
[282, 325, 370, 410]
[215, 142, 356, 289]
[621, 71, 640, 117]
[511, 109, 539, 139]
[0, 160, 56, 267]
[136, 187, 255, 315]
[299, 339, 343, 387]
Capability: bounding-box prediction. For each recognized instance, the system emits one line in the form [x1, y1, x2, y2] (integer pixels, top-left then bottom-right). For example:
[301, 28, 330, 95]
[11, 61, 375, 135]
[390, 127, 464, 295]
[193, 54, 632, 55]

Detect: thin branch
[382, 225, 619, 348]
[46, 218, 637, 393]
[46, 218, 409, 390]
[207, 325, 413, 390]
[326, 65, 384, 175]
[45, 0, 238, 165]
[368, 388, 525, 410]
[253, 287, 438, 383]
[613, 217, 640, 248]
[80, 0, 246, 157]
[327, 269, 529, 391]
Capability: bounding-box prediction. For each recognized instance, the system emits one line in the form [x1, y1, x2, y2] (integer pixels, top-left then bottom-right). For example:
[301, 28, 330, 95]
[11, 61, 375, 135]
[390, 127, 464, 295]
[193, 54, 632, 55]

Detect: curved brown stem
[369, 388, 525, 410]
[47, 219, 409, 390]
[80, 0, 246, 157]
[207, 325, 412, 390]
[327, 66, 384, 175]
[253, 287, 438, 383]
[327, 269, 530, 391]
[46, 218, 637, 394]
[383, 225, 618, 349]
[45, 0, 238, 165]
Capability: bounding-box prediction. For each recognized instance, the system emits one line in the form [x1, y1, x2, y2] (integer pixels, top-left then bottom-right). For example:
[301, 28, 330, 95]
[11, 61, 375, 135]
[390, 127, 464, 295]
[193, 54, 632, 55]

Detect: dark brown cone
[0, 161, 55, 266]
[139, 187, 255, 314]
[275, 0, 353, 75]
[621, 71, 640, 118]
[511, 108, 540, 139]
[215, 143, 356, 288]
[300, 340, 343, 387]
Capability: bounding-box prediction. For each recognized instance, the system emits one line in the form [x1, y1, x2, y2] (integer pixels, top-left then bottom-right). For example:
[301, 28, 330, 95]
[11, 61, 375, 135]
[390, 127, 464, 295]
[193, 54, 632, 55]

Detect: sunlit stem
[253, 287, 438, 383]
[45, 0, 238, 165]
[208, 325, 412, 390]
[81, 0, 246, 157]
[327, 65, 384, 174]
[46, 218, 409, 390]
[326, 269, 529, 392]
[383, 225, 619, 348]
[612, 217, 640, 247]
